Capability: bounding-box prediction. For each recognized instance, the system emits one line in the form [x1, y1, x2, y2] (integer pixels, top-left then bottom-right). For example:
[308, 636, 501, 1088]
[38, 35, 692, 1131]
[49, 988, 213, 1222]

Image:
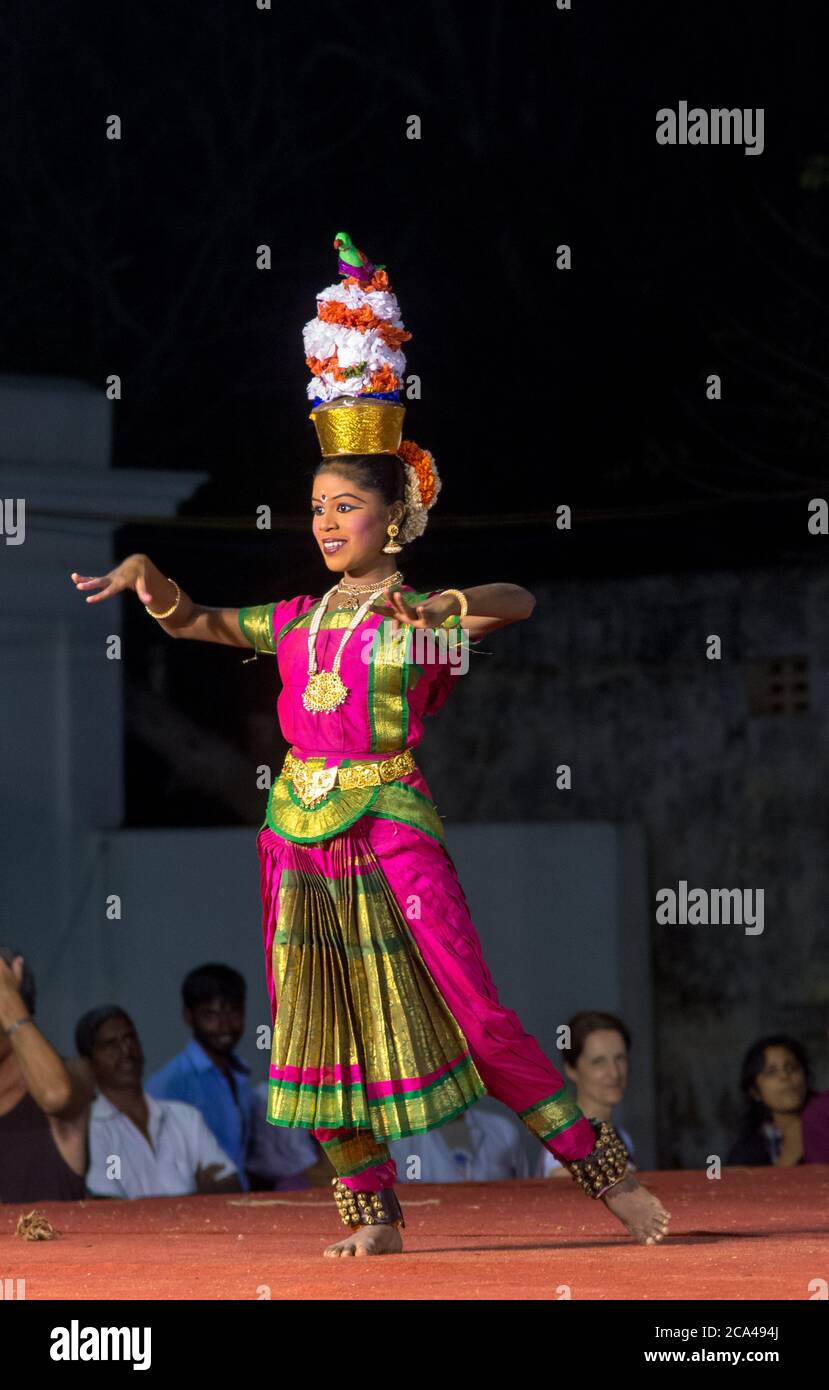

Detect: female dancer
[70, 237, 670, 1254]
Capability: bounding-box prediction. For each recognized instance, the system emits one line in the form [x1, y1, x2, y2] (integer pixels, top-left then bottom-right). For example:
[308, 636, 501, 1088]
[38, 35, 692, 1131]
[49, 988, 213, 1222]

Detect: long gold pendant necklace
[302, 578, 398, 714]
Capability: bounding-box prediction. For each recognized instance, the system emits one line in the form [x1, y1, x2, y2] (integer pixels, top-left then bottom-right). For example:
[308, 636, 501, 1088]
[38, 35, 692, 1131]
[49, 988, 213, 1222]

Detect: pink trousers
[259, 814, 596, 1192]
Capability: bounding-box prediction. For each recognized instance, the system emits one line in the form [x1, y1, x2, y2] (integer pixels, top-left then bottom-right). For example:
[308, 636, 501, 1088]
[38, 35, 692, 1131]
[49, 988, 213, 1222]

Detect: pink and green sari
[240, 589, 595, 1190]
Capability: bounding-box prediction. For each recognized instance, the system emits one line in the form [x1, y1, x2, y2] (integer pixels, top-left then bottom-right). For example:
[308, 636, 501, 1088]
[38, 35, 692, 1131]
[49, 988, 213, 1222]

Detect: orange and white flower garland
[303, 268, 411, 404]
[303, 251, 441, 542]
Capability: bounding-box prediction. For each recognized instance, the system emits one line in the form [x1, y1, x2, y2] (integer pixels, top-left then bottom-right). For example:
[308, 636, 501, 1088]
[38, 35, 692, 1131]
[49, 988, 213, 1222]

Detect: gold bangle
[145, 578, 181, 620]
[440, 588, 468, 620]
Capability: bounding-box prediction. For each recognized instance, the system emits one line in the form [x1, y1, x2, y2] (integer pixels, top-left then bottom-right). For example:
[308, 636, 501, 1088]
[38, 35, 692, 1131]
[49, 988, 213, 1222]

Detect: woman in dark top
[727, 1034, 815, 1166]
[0, 949, 91, 1203]
[0, 1092, 87, 1202]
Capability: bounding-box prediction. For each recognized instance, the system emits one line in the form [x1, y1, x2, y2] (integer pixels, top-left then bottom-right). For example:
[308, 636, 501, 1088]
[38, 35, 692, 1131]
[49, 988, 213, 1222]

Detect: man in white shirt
[77, 1007, 241, 1199]
[388, 1104, 530, 1183]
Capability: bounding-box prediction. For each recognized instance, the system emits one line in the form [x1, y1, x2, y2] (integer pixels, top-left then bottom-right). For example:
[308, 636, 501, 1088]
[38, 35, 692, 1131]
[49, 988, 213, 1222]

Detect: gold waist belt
[283, 749, 415, 808]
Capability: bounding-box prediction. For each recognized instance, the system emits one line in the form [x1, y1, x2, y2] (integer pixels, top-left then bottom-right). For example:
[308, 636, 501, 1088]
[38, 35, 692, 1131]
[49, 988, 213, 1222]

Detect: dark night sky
[3, 0, 827, 821]
[4, 2, 826, 560]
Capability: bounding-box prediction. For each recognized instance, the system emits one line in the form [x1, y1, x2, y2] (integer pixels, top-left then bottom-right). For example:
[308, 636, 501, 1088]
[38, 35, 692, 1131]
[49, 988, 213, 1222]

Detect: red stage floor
[3, 1168, 828, 1301]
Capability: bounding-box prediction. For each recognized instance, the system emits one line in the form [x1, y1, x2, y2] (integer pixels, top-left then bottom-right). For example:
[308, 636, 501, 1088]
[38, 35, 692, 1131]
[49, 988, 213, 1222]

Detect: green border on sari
[238, 602, 277, 654]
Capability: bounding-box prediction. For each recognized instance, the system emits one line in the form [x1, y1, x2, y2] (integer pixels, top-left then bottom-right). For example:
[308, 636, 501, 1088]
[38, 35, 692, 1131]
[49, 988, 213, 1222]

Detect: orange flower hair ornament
[397, 439, 441, 543]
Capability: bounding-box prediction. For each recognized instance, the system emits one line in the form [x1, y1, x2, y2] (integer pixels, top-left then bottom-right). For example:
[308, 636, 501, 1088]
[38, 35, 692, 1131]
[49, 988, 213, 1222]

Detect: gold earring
[382, 522, 402, 554]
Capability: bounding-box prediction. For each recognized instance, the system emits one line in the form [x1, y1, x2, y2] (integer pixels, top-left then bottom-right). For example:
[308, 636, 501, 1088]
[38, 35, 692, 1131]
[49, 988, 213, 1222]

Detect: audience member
[79, 1006, 241, 1198]
[388, 1103, 530, 1183]
[727, 1034, 818, 1166]
[146, 964, 253, 1189]
[538, 1011, 635, 1177]
[245, 1080, 331, 1189]
[0, 947, 94, 1202]
[802, 1088, 829, 1162]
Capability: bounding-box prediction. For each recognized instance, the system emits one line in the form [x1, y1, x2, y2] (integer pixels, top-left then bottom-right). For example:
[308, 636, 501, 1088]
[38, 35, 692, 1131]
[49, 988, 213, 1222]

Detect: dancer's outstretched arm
[373, 582, 536, 637]
[70, 552, 249, 647]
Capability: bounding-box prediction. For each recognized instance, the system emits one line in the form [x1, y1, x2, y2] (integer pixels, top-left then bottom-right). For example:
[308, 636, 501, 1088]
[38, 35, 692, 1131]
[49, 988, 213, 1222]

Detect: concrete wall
[416, 565, 829, 1165]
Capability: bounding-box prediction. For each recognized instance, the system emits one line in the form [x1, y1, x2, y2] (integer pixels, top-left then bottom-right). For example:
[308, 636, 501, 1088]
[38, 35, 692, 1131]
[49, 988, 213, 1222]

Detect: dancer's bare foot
[323, 1224, 404, 1257]
[601, 1174, 671, 1245]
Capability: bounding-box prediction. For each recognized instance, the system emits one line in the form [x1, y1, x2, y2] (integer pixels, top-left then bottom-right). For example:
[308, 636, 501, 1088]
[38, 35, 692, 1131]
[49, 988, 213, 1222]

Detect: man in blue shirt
[146, 964, 253, 1191]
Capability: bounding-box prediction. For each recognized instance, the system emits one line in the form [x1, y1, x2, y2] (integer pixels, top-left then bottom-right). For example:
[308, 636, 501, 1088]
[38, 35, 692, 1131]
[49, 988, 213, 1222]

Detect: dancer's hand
[70, 554, 154, 606]
[370, 587, 459, 633]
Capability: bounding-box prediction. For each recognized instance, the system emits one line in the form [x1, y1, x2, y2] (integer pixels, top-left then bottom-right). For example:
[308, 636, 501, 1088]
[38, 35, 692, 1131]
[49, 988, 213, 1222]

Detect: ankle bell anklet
[331, 1178, 406, 1230]
[561, 1119, 630, 1198]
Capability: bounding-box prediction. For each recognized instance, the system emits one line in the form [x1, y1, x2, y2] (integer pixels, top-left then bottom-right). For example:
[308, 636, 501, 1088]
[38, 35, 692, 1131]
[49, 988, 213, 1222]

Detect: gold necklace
[302, 582, 388, 713]
[336, 569, 403, 610]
